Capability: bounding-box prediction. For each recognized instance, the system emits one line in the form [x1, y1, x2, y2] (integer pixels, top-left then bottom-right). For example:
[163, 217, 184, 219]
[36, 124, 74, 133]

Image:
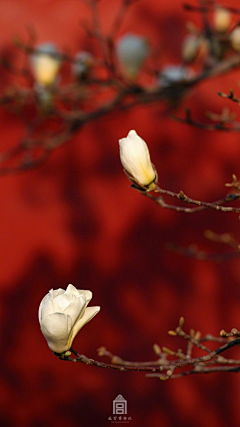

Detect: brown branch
[172, 107, 240, 132]
[168, 229, 240, 262]
[55, 319, 240, 380]
[3, 0, 240, 173]
[168, 242, 240, 262]
[142, 184, 240, 213]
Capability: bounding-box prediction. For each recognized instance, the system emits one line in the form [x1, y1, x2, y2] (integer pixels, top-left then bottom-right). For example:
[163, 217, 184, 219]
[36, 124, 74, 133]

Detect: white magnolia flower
[116, 33, 149, 78]
[72, 51, 94, 80]
[119, 130, 156, 187]
[39, 284, 100, 353]
[158, 65, 195, 88]
[31, 42, 61, 87]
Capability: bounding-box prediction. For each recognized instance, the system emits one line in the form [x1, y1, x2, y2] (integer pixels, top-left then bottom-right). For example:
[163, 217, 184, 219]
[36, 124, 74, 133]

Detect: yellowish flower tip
[112, 356, 123, 365]
[232, 174, 237, 182]
[178, 190, 186, 200]
[159, 375, 169, 381]
[194, 331, 201, 340]
[168, 330, 177, 336]
[179, 317, 185, 327]
[64, 351, 71, 357]
[162, 347, 175, 356]
[148, 182, 156, 191]
[97, 346, 106, 356]
[153, 343, 161, 355]
[190, 329, 195, 338]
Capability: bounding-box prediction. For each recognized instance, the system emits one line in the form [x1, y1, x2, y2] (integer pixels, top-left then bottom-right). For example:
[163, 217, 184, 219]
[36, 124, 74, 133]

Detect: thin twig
[143, 184, 240, 213]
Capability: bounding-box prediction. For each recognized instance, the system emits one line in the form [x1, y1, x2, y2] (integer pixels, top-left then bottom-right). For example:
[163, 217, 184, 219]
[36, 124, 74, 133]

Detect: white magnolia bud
[213, 6, 231, 33]
[158, 65, 194, 88]
[230, 27, 240, 52]
[39, 284, 100, 353]
[31, 42, 61, 87]
[119, 130, 156, 187]
[182, 35, 200, 63]
[72, 51, 94, 80]
[116, 33, 149, 78]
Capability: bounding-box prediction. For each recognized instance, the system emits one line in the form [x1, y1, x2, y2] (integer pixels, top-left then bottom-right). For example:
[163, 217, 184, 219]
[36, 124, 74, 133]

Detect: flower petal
[38, 288, 65, 322]
[63, 296, 86, 323]
[81, 290, 92, 304]
[65, 285, 92, 304]
[51, 293, 79, 313]
[65, 284, 80, 296]
[40, 312, 72, 353]
[68, 306, 100, 346]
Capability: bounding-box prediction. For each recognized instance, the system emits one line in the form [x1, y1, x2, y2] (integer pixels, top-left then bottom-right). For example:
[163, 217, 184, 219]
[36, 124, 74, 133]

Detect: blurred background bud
[213, 6, 231, 34]
[72, 51, 94, 81]
[30, 42, 61, 87]
[158, 65, 194, 88]
[115, 33, 149, 79]
[182, 34, 200, 63]
[230, 26, 240, 52]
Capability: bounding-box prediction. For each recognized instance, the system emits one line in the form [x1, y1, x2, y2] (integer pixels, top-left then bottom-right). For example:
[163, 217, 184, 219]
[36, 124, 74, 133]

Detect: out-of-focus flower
[72, 51, 94, 80]
[39, 284, 100, 354]
[31, 42, 61, 87]
[213, 6, 231, 33]
[115, 33, 149, 78]
[119, 130, 156, 187]
[182, 35, 200, 63]
[158, 65, 195, 88]
[230, 27, 240, 52]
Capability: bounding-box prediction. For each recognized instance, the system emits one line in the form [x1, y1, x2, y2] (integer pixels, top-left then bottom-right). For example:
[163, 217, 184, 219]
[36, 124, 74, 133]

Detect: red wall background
[0, 1, 240, 427]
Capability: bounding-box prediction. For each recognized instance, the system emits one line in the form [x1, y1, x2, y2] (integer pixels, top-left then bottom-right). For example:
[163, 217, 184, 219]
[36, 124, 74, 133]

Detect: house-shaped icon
[113, 394, 127, 415]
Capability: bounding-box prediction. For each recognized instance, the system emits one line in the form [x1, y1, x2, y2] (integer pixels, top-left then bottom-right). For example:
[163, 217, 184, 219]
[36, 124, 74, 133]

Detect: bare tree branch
[55, 318, 240, 380]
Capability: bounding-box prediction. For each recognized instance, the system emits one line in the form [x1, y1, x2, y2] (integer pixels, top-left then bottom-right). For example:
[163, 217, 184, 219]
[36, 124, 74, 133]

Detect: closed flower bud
[39, 284, 100, 353]
[181, 35, 200, 63]
[213, 6, 231, 33]
[158, 65, 194, 88]
[72, 51, 94, 80]
[31, 43, 61, 87]
[119, 130, 156, 187]
[230, 27, 240, 52]
[116, 33, 149, 78]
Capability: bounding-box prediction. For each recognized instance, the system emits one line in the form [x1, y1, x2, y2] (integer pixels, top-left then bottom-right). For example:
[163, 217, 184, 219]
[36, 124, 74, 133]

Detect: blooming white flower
[72, 51, 94, 80]
[39, 284, 100, 353]
[158, 65, 194, 88]
[115, 34, 149, 78]
[31, 42, 61, 87]
[119, 130, 156, 187]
